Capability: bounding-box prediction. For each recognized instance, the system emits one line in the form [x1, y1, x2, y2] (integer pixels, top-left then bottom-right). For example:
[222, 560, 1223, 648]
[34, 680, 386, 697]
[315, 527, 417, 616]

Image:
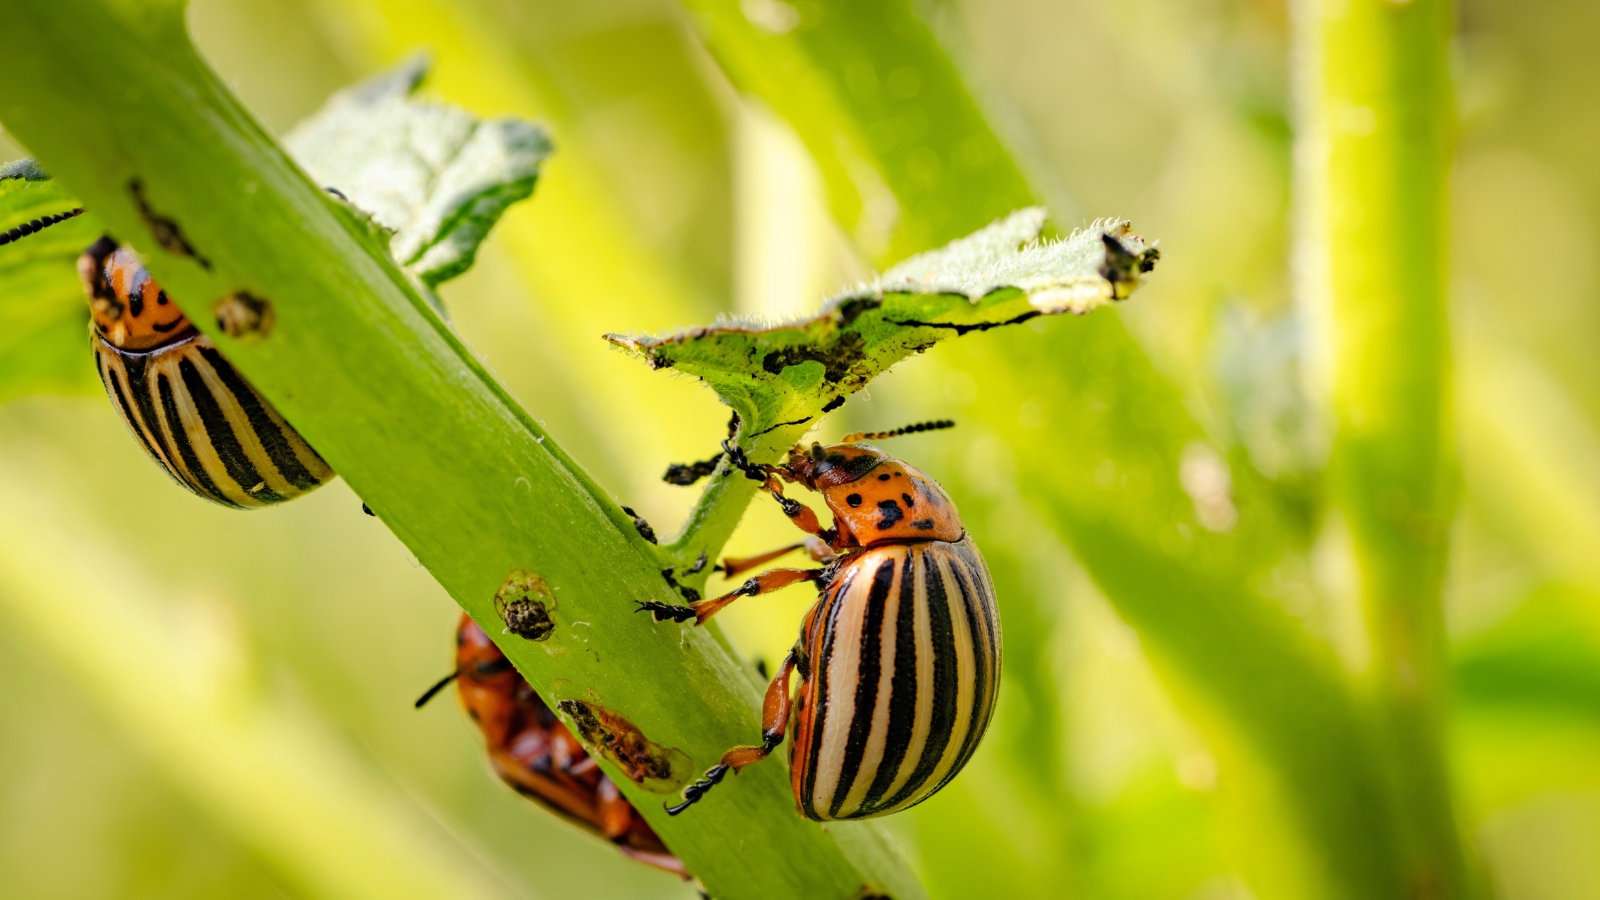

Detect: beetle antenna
[414, 670, 460, 708]
[0, 207, 86, 246]
[842, 420, 955, 443]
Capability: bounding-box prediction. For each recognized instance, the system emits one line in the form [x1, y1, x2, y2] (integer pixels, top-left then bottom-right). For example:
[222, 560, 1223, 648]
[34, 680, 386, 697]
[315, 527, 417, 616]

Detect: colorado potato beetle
[417, 614, 688, 878]
[80, 237, 334, 507]
[640, 421, 1002, 820]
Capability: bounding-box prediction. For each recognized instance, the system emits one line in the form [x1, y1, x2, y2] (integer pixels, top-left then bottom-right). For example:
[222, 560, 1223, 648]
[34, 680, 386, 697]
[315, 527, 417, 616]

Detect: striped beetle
[640, 421, 1002, 820]
[80, 237, 334, 508]
[417, 614, 688, 878]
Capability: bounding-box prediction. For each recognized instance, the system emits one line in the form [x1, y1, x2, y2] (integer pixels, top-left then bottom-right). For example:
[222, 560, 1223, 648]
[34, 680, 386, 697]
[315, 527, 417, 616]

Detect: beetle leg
[700, 565, 827, 623]
[721, 441, 839, 542]
[718, 536, 834, 579]
[761, 481, 827, 538]
[668, 650, 797, 815]
[636, 566, 818, 625]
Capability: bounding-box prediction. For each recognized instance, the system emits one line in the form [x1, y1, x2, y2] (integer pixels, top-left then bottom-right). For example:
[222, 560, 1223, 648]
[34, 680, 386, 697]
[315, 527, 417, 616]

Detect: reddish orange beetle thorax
[790, 442, 965, 546]
[78, 239, 195, 351]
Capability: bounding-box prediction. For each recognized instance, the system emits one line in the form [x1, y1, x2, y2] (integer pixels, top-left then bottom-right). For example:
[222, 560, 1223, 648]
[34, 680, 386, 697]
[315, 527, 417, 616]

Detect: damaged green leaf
[606, 209, 1158, 443]
[285, 54, 554, 288]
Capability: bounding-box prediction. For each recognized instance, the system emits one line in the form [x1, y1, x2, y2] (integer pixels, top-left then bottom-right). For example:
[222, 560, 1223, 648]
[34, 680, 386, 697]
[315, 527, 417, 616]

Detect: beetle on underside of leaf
[640, 421, 1002, 821]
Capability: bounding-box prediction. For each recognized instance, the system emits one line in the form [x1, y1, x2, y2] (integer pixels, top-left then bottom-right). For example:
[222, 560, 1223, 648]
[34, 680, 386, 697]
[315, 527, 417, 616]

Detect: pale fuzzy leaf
[606, 211, 1159, 441]
[285, 55, 554, 287]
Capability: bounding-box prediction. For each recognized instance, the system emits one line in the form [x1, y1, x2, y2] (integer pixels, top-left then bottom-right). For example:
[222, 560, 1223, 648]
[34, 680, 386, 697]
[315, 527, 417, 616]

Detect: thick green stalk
[680, 0, 1035, 266]
[1294, 0, 1469, 895]
[0, 3, 919, 898]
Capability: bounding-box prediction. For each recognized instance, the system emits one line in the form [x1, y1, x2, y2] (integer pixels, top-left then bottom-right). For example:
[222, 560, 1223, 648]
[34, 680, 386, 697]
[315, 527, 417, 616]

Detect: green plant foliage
[5, 0, 1595, 898]
[679, 0, 1035, 263]
[0, 162, 102, 400]
[285, 55, 554, 289]
[621, 211, 1158, 576]
[608, 210, 1157, 439]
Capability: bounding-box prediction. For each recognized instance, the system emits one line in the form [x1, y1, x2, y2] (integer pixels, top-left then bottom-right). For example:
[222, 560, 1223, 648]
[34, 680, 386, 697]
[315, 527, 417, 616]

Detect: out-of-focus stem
[0, 472, 508, 900]
[1294, 0, 1471, 895]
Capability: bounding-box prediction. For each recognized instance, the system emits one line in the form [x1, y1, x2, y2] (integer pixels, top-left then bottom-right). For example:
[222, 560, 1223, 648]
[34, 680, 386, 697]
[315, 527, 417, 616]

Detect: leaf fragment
[605, 209, 1158, 440]
[285, 54, 555, 288]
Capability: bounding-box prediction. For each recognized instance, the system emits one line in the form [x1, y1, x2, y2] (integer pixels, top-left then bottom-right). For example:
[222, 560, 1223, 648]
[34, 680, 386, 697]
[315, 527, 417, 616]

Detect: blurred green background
[2, 0, 1598, 898]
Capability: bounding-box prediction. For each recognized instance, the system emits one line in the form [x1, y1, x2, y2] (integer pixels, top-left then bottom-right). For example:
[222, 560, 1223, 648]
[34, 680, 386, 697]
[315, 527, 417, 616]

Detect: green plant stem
[663, 420, 816, 566]
[0, 4, 920, 898]
[1295, 0, 1469, 895]
[680, 0, 1035, 266]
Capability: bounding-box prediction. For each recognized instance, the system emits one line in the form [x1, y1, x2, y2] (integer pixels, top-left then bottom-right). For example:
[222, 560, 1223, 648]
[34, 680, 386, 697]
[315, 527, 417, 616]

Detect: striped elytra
[640, 424, 1002, 821]
[81, 238, 334, 508]
[792, 535, 1000, 820]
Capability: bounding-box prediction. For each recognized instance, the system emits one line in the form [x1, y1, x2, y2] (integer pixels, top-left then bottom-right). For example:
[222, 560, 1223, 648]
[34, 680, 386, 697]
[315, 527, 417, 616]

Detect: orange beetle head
[79, 237, 194, 351]
[784, 441, 891, 491]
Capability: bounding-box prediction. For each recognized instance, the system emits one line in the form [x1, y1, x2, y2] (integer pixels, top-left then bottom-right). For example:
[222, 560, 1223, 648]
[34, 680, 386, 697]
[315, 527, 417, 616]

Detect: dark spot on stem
[495, 570, 557, 641]
[128, 178, 211, 269]
[620, 505, 657, 544]
[213, 291, 274, 340]
[556, 699, 691, 792]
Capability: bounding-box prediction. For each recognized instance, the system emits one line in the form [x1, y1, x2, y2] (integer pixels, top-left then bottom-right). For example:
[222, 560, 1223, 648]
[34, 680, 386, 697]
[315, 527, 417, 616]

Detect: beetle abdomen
[792, 535, 1001, 821]
[93, 332, 333, 508]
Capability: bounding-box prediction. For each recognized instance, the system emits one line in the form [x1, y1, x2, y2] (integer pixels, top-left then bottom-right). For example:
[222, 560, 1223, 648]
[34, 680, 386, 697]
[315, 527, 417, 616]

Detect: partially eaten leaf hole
[494, 569, 556, 642]
[127, 178, 210, 269]
[214, 291, 274, 340]
[556, 699, 691, 793]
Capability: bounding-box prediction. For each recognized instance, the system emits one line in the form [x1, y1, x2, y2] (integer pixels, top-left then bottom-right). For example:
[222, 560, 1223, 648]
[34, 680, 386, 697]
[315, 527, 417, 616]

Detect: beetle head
[785, 441, 890, 489]
[81, 237, 194, 351]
